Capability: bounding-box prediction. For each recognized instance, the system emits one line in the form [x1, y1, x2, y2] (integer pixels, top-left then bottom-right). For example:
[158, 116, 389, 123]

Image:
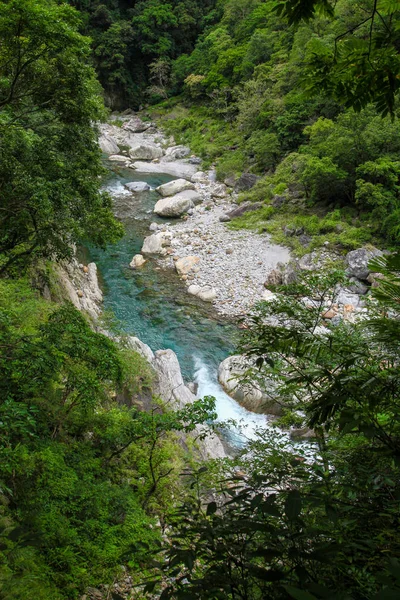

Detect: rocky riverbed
[99, 116, 291, 318]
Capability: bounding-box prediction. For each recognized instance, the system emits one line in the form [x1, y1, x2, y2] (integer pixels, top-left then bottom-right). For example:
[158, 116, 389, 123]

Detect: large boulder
[122, 116, 151, 133]
[175, 256, 200, 276]
[234, 173, 260, 192]
[164, 145, 191, 161]
[345, 247, 383, 280]
[129, 143, 164, 161]
[99, 134, 119, 155]
[154, 190, 202, 217]
[218, 355, 281, 415]
[125, 181, 151, 192]
[129, 254, 146, 269]
[141, 232, 172, 255]
[156, 178, 195, 197]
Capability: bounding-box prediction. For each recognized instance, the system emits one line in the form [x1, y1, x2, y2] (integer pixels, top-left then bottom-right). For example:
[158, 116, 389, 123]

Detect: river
[87, 165, 281, 446]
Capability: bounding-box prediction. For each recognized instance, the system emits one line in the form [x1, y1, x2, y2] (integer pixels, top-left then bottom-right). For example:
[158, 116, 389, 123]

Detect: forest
[1, 0, 400, 599]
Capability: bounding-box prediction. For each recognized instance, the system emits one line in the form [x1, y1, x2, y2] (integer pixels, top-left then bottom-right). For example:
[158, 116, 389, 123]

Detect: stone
[345, 247, 383, 280]
[188, 284, 201, 296]
[164, 145, 191, 161]
[262, 289, 277, 301]
[272, 194, 286, 208]
[98, 134, 119, 155]
[264, 269, 283, 287]
[336, 289, 360, 308]
[127, 336, 155, 363]
[197, 287, 216, 302]
[122, 116, 151, 133]
[125, 181, 151, 192]
[141, 232, 172, 255]
[219, 214, 231, 223]
[234, 173, 260, 192]
[218, 355, 281, 415]
[188, 156, 202, 164]
[129, 254, 146, 269]
[154, 190, 202, 217]
[156, 178, 195, 197]
[191, 171, 208, 183]
[346, 277, 369, 295]
[227, 202, 263, 219]
[175, 256, 200, 276]
[224, 175, 236, 188]
[108, 154, 130, 164]
[128, 143, 163, 161]
[149, 222, 159, 232]
[226, 248, 233, 255]
[321, 309, 337, 319]
[211, 184, 228, 198]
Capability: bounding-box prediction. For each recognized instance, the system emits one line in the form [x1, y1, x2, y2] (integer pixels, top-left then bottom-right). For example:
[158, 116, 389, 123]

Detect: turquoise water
[87, 165, 238, 380]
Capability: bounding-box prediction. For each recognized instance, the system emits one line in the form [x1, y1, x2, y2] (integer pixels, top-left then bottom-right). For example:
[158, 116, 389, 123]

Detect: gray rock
[347, 277, 369, 295]
[264, 269, 283, 287]
[154, 190, 202, 217]
[227, 202, 263, 219]
[125, 181, 151, 192]
[272, 195, 286, 208]
[290, 427, 317, 441]
[234, 173, 260, 192]
[188, 156, 202, 165]
[129, 143, 164, 161]
[99, 134, 119, 155]
[191, 171, 208, 183]
[336, 289, 360, 307]
[197, 286, 216, 302]
[219, 214, 231, 223]
[218, 355, 281, 415]
[141, 232, 172, 255]
[156, 178, 195, 197]
[345, 247, 383, 280]
[122, 116, 151, 133]
[164, 145, 191, 161]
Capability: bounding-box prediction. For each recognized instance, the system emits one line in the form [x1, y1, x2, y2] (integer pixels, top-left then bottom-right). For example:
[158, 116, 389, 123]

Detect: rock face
[154, 190, 202, 217]
[346, 247, 383, 280]
[175, 255, 200, 276]
[218, 355, 281, 415]
[163, 145, 191, 161]
[128, 143, 163, 161]
[141, 232, 172, 255]
[129, 340, 226, 459]
[156, 178, 195, 197]
[125, 181, 151, 192]
[234, 173, 260, 192]
[129, 254, 146, 269]
[55, 260, 103, 320]
[99, 134, 119, 155]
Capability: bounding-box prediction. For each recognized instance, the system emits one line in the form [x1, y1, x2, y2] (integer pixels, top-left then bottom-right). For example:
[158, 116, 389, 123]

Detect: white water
[193, 356, 279, 447]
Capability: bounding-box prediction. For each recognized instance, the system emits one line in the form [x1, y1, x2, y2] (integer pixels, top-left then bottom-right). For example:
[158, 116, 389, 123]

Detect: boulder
[264, 269, 283, 287]
[108, 154, 130, 164]
[227, 202, 263, 219]
[335, 289, 360, 308]
[99, 134, 119, 155]
[192, 171, 208, 183]
[290, 427, 317, 441]
[129, 254, 146, 269]
[122, 116, 151, 133]
[188, 284, 201, 296]
[197, 287, 217, 303]
[218, 355, 281, 415]
[175, 256, 200, 276]
[211, 184, 228, 198]
[129, 143, 163, 161]
[141, 232, 172, 255]
[154, 190, 202, 217]
[156, 178, 195, 197]
[125, 181, 151, 192]
[219, 214, 231, 223]
[234, 173, 260, 192]
[345, 247, 383, 280]
[164, 145, 191, 161]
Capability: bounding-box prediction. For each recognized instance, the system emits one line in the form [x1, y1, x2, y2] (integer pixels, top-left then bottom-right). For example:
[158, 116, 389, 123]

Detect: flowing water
[86, 164, 283, 447]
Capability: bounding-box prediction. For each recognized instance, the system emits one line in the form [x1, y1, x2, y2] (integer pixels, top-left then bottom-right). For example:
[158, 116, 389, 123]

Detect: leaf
[285, 490, 302, 520]
[283, 585, 318, 600]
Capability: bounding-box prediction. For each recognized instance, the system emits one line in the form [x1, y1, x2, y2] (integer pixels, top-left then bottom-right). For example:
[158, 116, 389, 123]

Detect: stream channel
[87, 164, 279, 448]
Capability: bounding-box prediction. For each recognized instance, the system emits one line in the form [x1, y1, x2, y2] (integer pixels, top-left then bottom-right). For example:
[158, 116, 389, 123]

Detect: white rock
[156, 178, 195, 197]
[141, 232, 172, 255]
[197, 287, 216, 302]
[129, 143, 164, 161]
[149, 222, 159, 232]
[188, 284, 201, 296]
[336, 290, 360, 307]
[129, 254, 146, 269]
[175, 256, 200, 276]
[125, 181, 151, 192]
[99, 134, 119, 155]
[262, 289, 277, 302]
[154, 190, 202, 217]
[191, 171, 208, 183]
[108, 154, 130, 163]
[211, 183, 228, 198]
[126, 336, 155, 363]
[164, 145, 191, 161]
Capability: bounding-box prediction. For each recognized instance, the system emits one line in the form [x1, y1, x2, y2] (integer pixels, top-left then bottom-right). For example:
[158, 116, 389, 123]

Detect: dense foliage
[153, 256, 400, 599]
